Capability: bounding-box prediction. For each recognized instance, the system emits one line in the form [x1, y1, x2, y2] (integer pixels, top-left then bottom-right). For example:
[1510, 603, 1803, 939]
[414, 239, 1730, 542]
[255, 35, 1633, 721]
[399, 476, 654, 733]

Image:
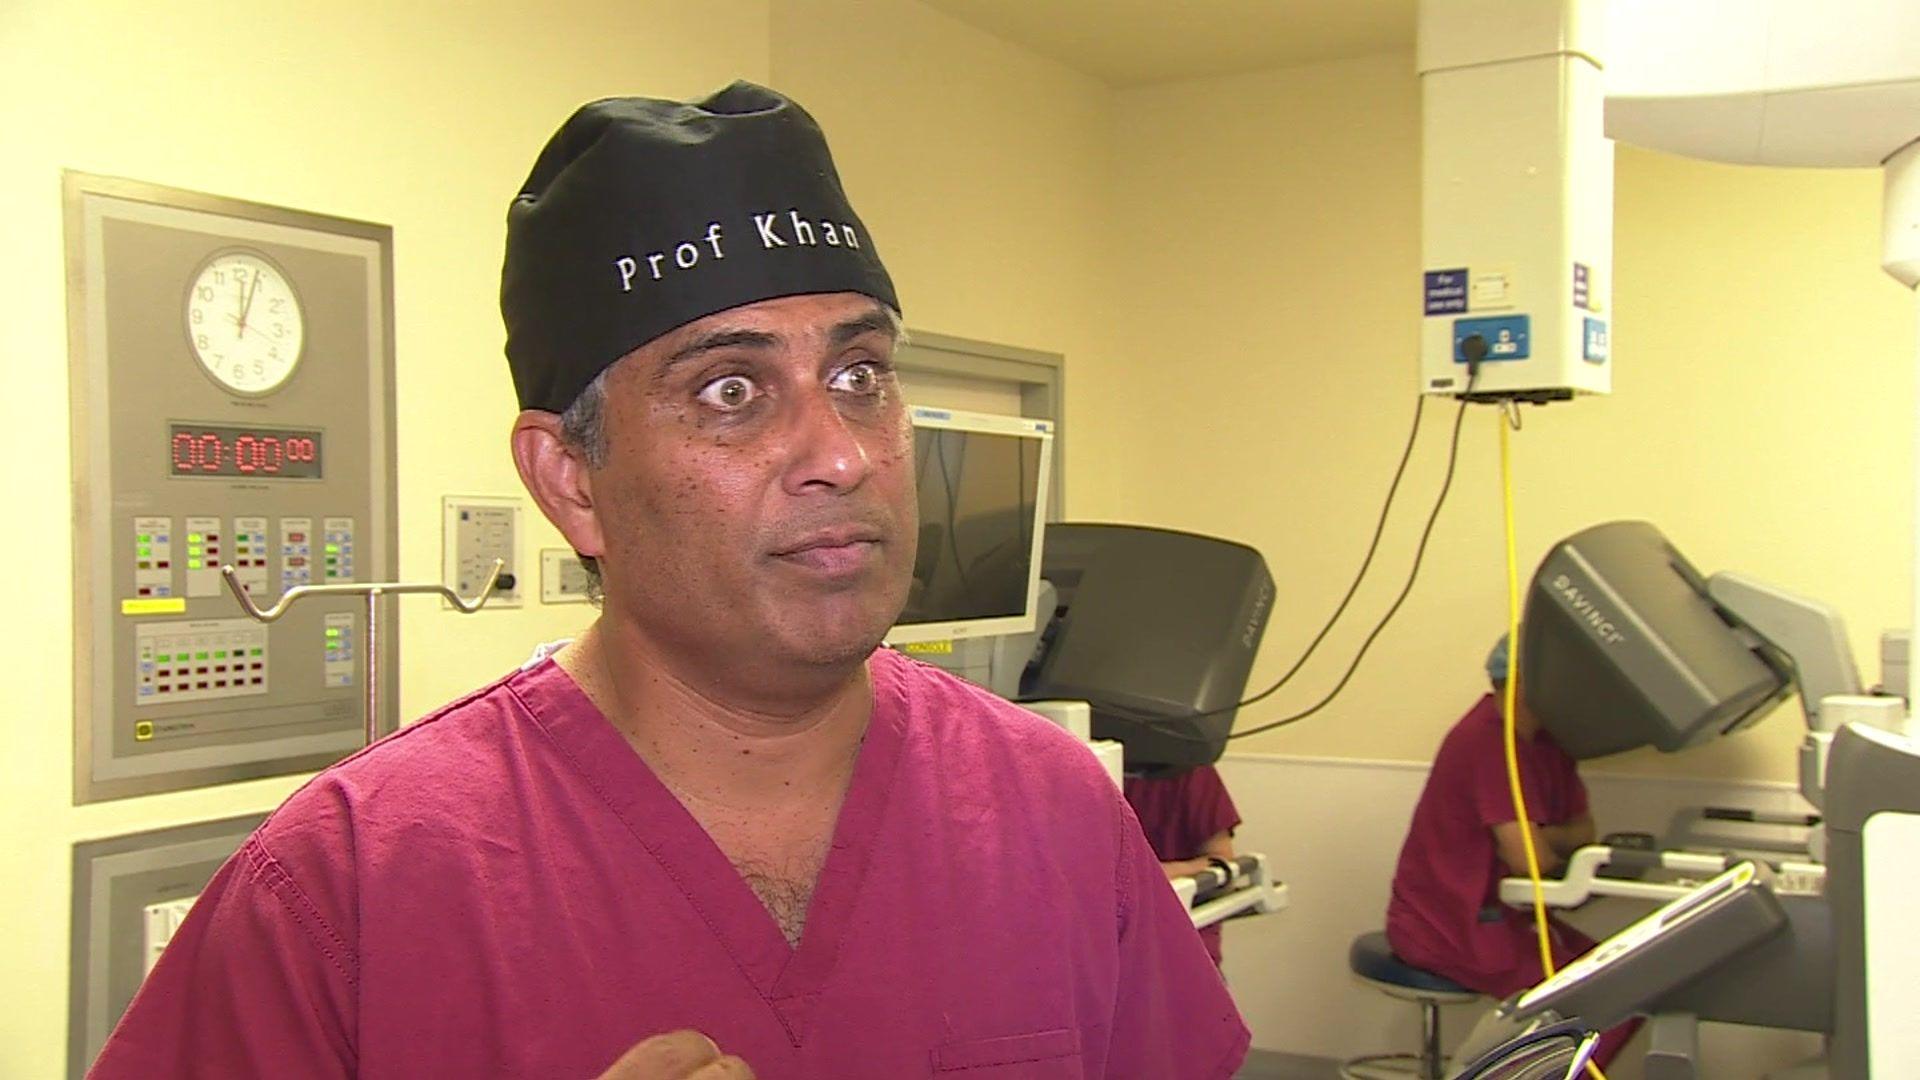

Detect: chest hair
[730, 848, 825, 946]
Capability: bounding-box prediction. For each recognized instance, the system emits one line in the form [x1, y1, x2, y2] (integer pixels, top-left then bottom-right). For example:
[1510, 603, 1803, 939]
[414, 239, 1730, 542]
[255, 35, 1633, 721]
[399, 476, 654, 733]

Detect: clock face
[184, 250, 306, 396]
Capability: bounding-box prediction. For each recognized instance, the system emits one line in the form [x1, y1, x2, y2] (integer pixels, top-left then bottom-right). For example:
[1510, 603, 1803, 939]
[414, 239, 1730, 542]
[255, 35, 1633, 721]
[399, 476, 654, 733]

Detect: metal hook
[219, 559, 504, 622]
[219, 559, 504, 745]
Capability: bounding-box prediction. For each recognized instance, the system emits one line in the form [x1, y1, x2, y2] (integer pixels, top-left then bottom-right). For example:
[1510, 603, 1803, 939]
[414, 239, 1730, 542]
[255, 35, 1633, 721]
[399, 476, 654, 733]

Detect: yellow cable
[1498, 412, 1609, 1080]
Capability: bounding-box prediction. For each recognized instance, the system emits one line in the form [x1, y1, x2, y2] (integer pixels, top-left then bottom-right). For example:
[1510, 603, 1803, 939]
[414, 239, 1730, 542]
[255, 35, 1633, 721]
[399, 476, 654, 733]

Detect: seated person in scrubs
[90, 82, 1247, 1080]
[1384, 632, 1636, 1067]
[1123, 763, 1241, 966]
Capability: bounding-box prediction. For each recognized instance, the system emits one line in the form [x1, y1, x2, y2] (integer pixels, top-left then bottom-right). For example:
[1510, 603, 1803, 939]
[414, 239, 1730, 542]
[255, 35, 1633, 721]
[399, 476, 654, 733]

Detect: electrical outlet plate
[540, 548, 592, 604]
[441, 495, 522, 608]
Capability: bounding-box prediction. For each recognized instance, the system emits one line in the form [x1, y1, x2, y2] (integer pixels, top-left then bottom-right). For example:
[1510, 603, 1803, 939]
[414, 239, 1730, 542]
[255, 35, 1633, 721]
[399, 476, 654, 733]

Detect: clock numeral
[196, 333, 209, 350]
[270, 298, 286, 313]
[190, 308, 203, 325]
[196, 285, 214, 302]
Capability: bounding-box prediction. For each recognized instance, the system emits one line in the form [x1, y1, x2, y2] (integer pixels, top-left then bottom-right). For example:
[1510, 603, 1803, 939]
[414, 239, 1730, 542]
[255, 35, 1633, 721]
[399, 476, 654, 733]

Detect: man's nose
[781, 387, 873, 494]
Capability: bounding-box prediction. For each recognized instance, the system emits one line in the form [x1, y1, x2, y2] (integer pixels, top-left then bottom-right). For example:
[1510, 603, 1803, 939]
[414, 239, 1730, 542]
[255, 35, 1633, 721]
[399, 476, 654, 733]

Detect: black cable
[1103, 366, 1488, 743]
[1220, 392, 1472, 740]
[1233, 393, 1426, 711]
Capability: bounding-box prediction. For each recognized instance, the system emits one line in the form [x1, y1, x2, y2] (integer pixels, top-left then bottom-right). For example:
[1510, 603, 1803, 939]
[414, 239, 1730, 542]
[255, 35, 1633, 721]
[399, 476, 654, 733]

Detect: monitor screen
[886, 406, 1053, 645]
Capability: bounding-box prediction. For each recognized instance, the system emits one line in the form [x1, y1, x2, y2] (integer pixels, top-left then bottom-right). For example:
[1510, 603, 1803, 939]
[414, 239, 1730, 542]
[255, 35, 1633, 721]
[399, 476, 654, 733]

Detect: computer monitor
[885, 406, 1053, 647]
[1021, 524, 1275, 769]
[1520, 520, 1793, 759]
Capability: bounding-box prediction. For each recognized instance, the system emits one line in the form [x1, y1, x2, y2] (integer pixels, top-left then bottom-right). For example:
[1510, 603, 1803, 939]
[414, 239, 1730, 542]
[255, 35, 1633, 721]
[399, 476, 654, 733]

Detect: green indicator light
[195, 651, 209, 660]
[187, 533, 202, 543]
[324, 543, 341, 554]
[187, 559, 203, 570]
[138, 546, 152, 557]
[156, 654, 170, 662]
[252, 648, 264, 656]
[138, 534, 152, 543]
[215, 650, 228, 659]
[326, 629, 341, 639]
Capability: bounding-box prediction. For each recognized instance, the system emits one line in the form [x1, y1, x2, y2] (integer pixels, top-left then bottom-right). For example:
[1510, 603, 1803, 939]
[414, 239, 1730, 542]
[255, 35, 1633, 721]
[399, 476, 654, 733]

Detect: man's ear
[511, 411, 605, 560]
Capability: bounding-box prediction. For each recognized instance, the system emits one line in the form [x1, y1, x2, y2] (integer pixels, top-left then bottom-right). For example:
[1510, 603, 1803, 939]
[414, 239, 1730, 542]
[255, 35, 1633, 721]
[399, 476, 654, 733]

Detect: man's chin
[771, 597, 906, 669]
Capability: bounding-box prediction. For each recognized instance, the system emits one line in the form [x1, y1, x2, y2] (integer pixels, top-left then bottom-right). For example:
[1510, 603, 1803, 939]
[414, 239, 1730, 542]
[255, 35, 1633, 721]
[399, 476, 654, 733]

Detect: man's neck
[554, 620, 874, 812]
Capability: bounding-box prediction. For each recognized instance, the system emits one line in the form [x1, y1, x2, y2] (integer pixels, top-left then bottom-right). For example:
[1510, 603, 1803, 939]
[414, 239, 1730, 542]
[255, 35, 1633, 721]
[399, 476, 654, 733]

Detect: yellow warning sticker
[899, 640, 954, 655]
[121, 598, 188, 616]
[134, 721, 154, 741]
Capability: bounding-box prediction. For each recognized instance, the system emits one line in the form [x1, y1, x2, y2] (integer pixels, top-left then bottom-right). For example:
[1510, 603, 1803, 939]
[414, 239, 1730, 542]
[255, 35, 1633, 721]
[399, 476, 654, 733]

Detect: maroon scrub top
[92, 648, 1247, 1078]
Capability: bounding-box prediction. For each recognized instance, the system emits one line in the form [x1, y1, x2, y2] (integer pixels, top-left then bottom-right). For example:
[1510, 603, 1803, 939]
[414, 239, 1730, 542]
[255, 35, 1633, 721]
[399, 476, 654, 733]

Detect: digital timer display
[168, 423, 323, 480]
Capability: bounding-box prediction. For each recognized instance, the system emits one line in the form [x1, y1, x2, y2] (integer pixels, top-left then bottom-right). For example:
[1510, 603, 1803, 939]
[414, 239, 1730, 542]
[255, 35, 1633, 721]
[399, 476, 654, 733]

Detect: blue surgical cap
[1486, 632, 1510, 686]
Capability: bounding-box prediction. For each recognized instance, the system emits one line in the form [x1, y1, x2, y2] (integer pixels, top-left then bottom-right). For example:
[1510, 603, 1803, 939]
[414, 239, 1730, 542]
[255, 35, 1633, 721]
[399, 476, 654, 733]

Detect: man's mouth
[771, 527, 885, 576]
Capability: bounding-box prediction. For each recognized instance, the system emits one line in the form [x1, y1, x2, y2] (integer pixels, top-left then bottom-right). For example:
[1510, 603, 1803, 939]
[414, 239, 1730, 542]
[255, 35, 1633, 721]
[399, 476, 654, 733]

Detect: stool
[1342, 931, 1481, 1079]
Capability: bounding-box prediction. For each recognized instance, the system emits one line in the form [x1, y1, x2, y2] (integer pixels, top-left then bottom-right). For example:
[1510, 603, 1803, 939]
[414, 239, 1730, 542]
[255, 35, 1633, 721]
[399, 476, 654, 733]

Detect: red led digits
[171, 432, 197, 473]
[168, 423, 320, 479]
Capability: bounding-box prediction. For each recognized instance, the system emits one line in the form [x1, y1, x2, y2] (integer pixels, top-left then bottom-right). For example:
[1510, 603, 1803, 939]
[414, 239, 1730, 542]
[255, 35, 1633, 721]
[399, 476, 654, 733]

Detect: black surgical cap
[501, 81, 899, 413]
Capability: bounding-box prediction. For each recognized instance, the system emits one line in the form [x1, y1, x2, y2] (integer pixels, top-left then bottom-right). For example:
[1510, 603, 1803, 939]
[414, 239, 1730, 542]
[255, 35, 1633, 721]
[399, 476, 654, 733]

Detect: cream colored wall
[1105, 53, 1915, 784]
[1, 3, 770, 1073]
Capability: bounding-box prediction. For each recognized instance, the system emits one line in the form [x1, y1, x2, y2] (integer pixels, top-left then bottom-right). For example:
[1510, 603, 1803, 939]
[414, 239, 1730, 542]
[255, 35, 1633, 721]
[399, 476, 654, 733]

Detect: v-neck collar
[510, 652, 909, 1047]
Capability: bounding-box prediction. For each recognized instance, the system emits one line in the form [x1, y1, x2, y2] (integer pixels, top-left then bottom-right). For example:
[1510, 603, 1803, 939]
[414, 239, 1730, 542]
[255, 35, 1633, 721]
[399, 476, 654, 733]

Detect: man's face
[586, 292, 917, 675]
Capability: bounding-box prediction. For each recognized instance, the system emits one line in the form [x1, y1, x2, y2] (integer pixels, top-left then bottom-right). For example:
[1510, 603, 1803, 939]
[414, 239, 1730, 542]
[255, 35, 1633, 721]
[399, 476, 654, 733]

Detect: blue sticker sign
[1583, 317, 1609, 363]
[1424, 269, 1468, 315]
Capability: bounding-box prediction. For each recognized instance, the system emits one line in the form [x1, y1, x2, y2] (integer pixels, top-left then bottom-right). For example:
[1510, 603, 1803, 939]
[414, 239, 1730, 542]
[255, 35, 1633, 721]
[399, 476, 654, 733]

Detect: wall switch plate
[442, 496, 522, 608]
[540, 548, 593, 604]
[142, 895, 197, 976]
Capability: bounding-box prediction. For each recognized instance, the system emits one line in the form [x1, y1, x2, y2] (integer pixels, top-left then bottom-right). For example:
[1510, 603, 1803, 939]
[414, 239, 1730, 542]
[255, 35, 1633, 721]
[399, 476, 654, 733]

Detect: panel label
[1584, 317, 1610, 363]
[1424, 268, 1469, 315]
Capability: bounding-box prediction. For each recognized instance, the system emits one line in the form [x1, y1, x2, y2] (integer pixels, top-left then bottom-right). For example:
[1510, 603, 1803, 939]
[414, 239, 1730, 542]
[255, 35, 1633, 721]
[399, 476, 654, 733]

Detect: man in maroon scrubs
[1124, 764, 1241, 966]
[91, 83, 1247, 1079]
[1385, 632, 1635, 1066]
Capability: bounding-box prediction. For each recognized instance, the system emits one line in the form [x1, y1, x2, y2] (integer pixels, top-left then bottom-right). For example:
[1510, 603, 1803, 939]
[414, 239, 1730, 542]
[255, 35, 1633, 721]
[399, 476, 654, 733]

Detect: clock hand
[237, 272, 261, 338]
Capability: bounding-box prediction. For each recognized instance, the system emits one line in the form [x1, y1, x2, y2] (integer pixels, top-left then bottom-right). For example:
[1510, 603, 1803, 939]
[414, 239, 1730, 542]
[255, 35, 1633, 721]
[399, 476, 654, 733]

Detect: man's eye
[830, 362, 882, 394]
[696, 375, 758, 410]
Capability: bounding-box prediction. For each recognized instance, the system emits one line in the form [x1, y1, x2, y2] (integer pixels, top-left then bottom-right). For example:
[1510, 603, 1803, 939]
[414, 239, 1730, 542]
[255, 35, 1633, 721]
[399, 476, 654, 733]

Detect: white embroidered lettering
[645, 253, 668, 280]
[615, 256, 639, 292]
[754, 213, 787, 247]
[704, 222, 726, 258]
[674, 242, 699, 269]
[788, 210, 816, 246]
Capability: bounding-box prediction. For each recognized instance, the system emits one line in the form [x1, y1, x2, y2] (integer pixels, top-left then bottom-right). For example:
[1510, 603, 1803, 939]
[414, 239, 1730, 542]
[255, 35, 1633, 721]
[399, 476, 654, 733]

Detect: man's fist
[595, 1030, 755, 1079]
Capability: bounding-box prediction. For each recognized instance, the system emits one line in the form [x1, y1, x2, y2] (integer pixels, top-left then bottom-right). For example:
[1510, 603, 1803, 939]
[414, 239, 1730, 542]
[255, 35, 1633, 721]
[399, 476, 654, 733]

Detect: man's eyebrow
[829, 306, 897, 348]
[654, 328, 779, 381]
